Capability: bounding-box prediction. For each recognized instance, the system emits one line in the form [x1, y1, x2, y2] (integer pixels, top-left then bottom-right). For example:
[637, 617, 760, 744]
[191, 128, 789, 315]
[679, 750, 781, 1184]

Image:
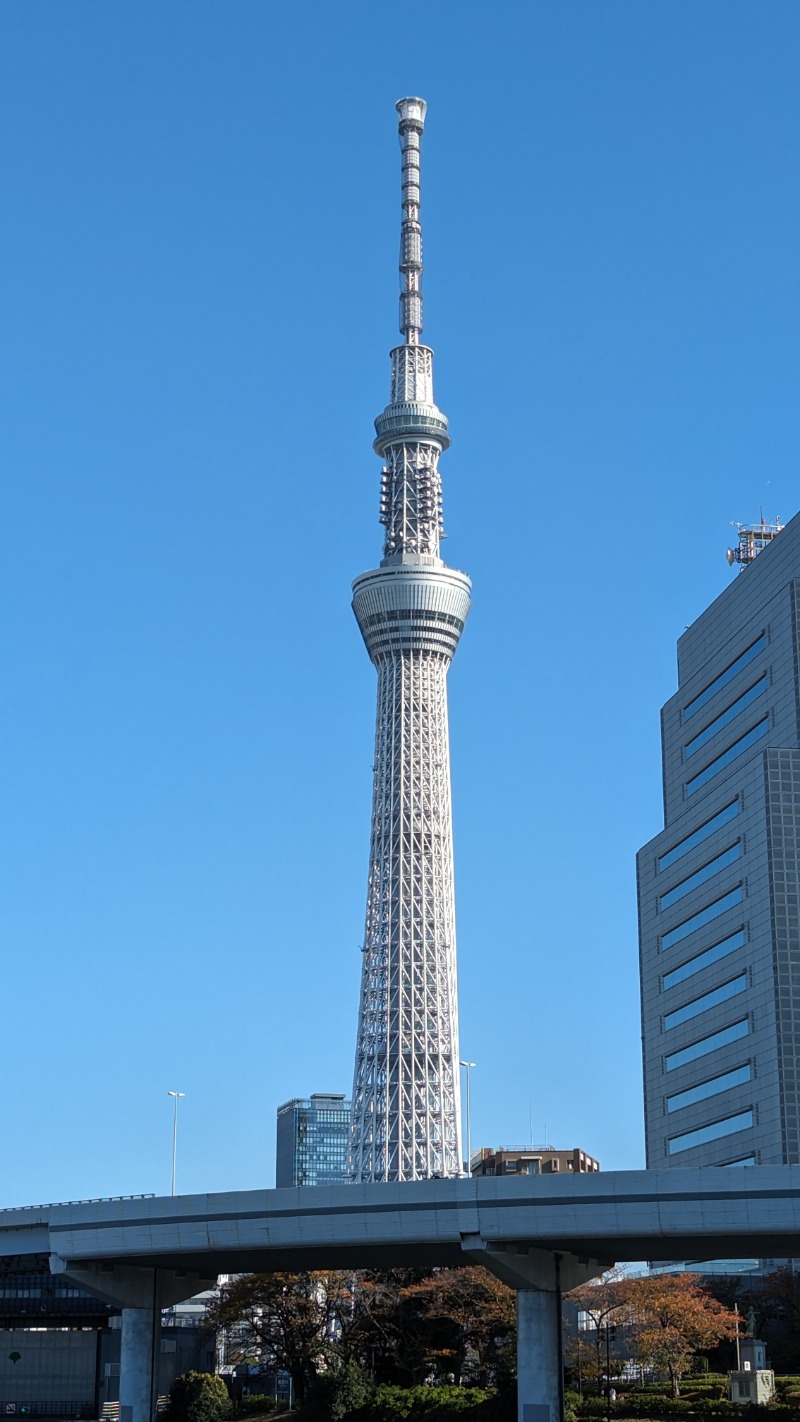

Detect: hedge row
[347, 1385, 508, 1422]
[575, 1404, 800, 1421]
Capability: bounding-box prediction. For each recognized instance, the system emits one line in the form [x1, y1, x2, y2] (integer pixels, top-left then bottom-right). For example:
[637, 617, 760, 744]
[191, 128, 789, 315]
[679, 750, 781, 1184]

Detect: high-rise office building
[638, 515, 800, 1169]
[349, 99, 470, 1183]
[275, 1094, 351, 1188]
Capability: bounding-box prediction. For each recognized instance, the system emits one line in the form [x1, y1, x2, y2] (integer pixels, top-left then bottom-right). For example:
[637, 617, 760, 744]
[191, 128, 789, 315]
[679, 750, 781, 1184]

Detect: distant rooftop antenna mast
[726, 516, 784, 570]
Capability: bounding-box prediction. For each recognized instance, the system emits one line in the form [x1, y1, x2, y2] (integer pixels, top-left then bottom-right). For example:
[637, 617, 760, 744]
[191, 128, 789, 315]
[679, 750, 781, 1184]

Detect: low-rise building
[470, 1145, 600, 1177]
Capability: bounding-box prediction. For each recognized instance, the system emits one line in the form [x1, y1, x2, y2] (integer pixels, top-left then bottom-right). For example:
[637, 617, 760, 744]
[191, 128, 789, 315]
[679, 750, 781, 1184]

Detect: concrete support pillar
[50, 1259, 213, 1422]
[460, 1239, 602, 1422]
[517, 1288, 562, 1422]
[119, 1305, 159, 1422]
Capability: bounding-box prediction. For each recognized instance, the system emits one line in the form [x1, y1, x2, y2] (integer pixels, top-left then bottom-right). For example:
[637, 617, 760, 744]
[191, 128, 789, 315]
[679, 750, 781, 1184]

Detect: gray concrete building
[0, 1313, 212, 1418]
[638, 513, 800, 1169]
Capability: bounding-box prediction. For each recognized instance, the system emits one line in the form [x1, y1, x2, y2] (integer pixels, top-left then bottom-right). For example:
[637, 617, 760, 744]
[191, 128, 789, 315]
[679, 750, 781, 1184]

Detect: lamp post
[602, 1321, 621, 1422]
[168, 1091, 185, 1196]
[459, 1061, 476, 1176]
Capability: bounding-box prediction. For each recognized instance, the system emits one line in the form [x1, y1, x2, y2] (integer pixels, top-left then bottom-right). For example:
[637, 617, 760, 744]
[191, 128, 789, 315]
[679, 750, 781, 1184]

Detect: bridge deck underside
[54, 1233, 796, 1277]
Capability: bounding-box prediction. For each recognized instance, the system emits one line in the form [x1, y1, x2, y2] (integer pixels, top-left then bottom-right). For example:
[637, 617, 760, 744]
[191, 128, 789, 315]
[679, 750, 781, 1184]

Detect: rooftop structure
[349, 99, 470, 1182]
[726, 518, 784, 569]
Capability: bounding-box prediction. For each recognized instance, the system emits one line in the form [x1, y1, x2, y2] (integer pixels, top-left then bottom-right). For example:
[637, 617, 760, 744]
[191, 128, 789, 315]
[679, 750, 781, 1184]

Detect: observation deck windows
[361, 609, 464, 631]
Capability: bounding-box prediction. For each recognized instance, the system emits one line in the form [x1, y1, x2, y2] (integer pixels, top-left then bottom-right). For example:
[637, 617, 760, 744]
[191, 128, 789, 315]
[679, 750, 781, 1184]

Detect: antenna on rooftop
[726, 516, 784, 570]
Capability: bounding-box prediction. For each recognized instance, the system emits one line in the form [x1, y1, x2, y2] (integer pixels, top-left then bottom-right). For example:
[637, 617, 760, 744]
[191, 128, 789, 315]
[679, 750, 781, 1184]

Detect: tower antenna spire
[396, 97, 427, 346]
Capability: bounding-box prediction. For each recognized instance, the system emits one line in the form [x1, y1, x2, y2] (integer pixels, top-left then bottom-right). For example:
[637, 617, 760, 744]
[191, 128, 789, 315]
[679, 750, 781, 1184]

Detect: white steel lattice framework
[350, 98, 471, 1182]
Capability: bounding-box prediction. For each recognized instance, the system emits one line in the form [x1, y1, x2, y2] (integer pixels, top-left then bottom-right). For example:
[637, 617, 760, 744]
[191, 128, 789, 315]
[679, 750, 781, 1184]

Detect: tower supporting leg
[119, 1305, 159, 1422]
[517, 1288, 562, 1422]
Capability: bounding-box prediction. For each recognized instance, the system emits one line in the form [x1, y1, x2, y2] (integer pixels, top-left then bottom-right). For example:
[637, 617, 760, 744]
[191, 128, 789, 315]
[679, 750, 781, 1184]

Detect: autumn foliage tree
[619, 1273, 738, 1397]
[402, 1267, 516, 1386]
[204, 1271, 358, 1400]
[719, 1267, 800, 1373]
[565, 1273, 629, 1395]
[205, 1267, 516, 1395]
[344, 1269, 437, 1384]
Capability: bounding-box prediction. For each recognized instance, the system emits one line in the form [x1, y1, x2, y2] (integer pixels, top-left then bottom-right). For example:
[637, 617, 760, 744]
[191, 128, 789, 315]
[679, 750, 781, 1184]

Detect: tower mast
[350, 98, 471, 1182]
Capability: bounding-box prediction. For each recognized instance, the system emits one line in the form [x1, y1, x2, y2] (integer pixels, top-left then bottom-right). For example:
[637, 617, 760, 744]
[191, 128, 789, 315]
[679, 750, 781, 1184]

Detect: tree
[741, 1267, 800, 1373]
[565, 1273, 629, 1397]
[403, 1267, 516, 1386]
[206, 1267, 516, 1395]
[562, 1333, 603, 1400]
[619, 1274, 738, 1397]
[342, 1269, 437, 1384]
[164, 1372, 230, 1422]
[204, 1272, 357, 1400]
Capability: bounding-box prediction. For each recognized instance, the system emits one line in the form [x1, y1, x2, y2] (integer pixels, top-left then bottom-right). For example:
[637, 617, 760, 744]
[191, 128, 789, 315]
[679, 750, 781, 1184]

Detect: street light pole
[167, 1091, 185, 1196]
[459, 1061, 476, 1176]
[605, 1322, 611, 1422]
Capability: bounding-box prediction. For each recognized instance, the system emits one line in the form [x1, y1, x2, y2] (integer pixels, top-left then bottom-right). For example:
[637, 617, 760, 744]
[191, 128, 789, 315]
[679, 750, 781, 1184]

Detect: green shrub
[164, 1372, 232, 1422]
[344, 1384, 499, 1422]
[617, 1378, 728, 1399]
[575, 1402, 800, 1422]
[297, 1385, 522, 1422]
[241, 1396, 276, 1416]
[564, 1391, 581, 1422]
[576, 1401, 737, 1418]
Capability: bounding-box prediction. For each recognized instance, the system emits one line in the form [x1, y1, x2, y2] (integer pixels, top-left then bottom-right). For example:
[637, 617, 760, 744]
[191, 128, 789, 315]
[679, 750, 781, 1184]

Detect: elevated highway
[5, 1167, 799, 1273]
[2, 1167, 798, 1422]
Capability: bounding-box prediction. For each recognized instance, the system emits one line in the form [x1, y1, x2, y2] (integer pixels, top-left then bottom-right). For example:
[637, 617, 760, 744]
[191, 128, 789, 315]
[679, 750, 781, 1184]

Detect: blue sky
[2, 1, 799, 1205]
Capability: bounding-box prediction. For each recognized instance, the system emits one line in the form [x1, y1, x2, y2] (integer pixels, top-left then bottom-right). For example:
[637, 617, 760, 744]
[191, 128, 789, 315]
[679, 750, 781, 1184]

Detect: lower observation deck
[353, 560, 471, 663]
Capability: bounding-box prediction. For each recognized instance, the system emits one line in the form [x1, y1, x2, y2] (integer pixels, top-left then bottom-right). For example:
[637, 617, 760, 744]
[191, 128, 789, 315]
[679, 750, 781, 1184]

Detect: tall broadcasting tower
[350, 99, 471, 1183]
